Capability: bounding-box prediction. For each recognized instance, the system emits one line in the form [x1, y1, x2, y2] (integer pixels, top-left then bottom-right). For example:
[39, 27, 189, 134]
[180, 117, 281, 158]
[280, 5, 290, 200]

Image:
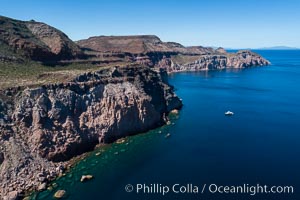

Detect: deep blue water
[36, 50, 300, 200]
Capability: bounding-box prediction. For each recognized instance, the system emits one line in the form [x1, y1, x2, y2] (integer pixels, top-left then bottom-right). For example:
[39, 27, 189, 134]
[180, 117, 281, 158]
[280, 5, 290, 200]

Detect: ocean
[34, 50, 300, 200]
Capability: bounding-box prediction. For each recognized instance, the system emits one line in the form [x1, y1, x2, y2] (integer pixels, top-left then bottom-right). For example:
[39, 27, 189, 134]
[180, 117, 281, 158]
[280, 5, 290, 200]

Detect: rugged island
[0, 16, 270, 199]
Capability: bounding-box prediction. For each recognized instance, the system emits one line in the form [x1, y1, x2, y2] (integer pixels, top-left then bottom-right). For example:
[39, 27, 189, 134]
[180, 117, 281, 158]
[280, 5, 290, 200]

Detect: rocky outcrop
[226, 50, 270, 67]
[0, 16, 83, 62]
[53, 190, 66, 199]
[80, 175, 93, 182]
[158, 50, 270, 72]
[215, 47, 227, 54]
[0, 66, 182, 198]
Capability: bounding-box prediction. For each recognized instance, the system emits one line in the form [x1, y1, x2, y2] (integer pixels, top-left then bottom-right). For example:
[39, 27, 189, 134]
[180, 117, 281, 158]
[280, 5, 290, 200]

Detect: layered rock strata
[157, 50, 270, 72]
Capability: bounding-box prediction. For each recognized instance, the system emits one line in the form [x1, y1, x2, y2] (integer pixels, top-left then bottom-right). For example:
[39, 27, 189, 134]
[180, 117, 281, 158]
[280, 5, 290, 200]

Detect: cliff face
[227, 50, 270, 67]
[157, 50, 271, 72]
[0, 16, 83, 62]
[0, 66, 182, 198]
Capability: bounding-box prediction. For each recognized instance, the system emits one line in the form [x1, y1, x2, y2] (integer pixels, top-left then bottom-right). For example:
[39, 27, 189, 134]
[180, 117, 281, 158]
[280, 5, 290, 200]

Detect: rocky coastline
[156, 50, 271, 73]
[0, 66, 182, 199]
[0, 15, 271, 200]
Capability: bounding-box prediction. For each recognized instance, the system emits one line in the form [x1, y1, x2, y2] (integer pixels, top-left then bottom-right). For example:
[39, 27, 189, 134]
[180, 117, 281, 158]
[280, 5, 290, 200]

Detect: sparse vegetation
[171, 54, 202, 65]
[0, 61, 129, 89]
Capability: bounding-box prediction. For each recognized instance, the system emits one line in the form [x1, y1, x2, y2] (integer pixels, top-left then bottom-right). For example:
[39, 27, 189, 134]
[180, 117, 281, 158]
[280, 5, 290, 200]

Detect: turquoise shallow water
[34, 50, 300, 200]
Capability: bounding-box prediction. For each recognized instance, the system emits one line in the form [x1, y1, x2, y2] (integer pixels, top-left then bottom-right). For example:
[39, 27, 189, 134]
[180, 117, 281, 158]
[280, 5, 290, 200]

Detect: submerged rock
[116, 138, 126, 144]
[170, 109, 179, 115]
[95, 152, 101, 156]
[53, 190, 66, 199]
[80, 175, 93, 182]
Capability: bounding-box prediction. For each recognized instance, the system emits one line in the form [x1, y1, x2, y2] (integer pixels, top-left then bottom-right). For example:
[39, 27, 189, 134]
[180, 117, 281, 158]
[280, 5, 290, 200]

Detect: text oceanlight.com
[124, 183, 294, 196]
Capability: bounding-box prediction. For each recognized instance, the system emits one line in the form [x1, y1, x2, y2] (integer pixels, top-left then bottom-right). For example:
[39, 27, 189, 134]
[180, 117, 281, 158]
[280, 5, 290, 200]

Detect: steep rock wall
[0, 66, 182, 199]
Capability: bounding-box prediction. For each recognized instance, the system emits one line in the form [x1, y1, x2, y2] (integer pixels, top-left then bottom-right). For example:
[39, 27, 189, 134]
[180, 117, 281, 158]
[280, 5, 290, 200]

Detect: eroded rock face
[0, 66, 182, 198]
[12, 66, 181, 163]
[158, 50, 270, 72]
[227, 50, 270, 68]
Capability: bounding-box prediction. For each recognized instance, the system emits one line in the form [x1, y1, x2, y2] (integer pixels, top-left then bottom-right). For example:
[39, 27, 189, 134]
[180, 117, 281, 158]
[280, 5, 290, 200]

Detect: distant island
[223, 46, 299, 51]
[255, 46, 299, 50]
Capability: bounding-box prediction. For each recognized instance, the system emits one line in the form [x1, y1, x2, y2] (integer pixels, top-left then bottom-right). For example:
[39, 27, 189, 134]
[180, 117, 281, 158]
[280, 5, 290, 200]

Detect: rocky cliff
[77, 35, 270, 70]
[158, 50, 270, 72]
[0, 66, 182, 199]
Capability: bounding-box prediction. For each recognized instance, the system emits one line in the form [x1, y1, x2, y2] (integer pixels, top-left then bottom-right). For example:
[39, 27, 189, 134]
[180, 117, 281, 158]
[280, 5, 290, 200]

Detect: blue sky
[1, 0, 300, 48]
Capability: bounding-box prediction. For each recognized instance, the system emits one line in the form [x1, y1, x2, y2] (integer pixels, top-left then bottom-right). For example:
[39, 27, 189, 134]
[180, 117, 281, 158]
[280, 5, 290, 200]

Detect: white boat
[225, 111, 234, 116]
